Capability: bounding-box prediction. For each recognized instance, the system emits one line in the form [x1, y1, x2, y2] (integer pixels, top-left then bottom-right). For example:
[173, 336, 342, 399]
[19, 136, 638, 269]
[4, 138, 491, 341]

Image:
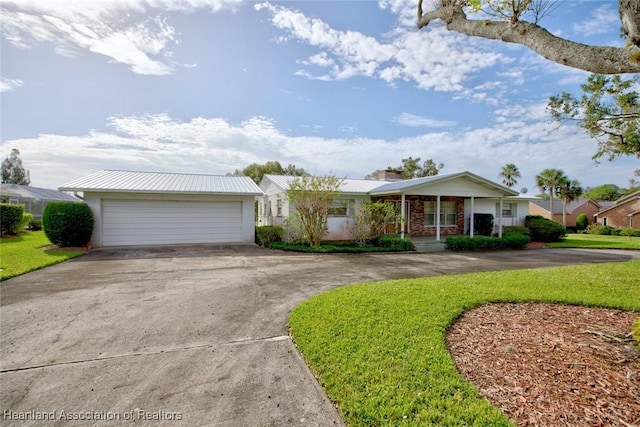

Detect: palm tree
[535, 168, 567, 221]
[558, 179, 584, 229]
[499, 163, 521, 188]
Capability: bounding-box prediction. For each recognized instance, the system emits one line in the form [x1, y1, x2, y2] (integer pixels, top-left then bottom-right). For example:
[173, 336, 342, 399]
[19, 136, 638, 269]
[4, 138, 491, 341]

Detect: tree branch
[417, 3, 640, 74]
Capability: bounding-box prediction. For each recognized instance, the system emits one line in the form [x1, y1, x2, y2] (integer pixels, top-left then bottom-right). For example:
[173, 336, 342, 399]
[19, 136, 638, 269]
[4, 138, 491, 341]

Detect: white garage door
[102, 199, 243, 246]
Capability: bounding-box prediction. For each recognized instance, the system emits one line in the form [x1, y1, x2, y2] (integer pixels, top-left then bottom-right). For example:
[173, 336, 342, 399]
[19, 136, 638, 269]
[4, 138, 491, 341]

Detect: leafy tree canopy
[417, 0, 640, 74]
[548, 74, 640, 162]
[1, 148, 31, 186]
[233, 160, 308, 184]
[388, 156, 444, 179]
[583, 184, 623, 201]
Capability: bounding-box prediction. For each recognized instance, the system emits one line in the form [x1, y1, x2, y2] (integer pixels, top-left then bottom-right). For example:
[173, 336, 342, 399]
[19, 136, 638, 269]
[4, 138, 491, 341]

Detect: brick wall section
[599, 197, 640, 228]
[372, 195, 465, 236]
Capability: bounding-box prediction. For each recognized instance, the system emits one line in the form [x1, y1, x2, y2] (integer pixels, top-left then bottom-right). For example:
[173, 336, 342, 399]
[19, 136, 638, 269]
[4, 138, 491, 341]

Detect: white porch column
[436, 195, 441, 241]
[400, 193, 406, 239]
[498, 198, 504, 237]
[470, 196, 475, 238]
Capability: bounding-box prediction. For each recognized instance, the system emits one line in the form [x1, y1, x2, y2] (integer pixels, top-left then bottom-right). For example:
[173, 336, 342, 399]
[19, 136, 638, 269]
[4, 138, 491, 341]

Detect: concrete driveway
[2, 245, 639, 426]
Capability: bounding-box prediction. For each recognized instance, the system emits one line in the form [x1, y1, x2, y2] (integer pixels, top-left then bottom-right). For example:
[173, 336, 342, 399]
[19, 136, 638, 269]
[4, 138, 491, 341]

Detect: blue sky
[0, 0, 636, 193]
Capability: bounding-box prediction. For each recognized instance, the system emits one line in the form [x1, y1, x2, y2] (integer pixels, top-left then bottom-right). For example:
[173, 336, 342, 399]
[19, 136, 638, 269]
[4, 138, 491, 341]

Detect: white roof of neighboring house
[59, 170, 263, 195]
[369, 171, 519, 196]
[262, 175, 388, 194]
[0, 184, 78, 201]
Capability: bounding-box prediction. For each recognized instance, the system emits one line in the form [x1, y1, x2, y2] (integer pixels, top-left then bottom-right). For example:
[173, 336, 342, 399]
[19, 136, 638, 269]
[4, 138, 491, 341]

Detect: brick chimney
[376, 169, 404, 181]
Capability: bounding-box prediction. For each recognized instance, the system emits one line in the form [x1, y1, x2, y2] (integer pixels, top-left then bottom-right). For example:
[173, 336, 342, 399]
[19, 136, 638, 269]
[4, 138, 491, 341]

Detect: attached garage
[59, 170, 263, 247]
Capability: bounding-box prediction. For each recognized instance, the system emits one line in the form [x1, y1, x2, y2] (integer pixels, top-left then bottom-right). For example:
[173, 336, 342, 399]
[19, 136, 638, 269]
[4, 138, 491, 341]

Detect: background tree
[417, 0, 640, 74]
[389, 156, 444, 179]
[286, 174, 344, 247]
[558, 178, 583, 229]
[535, 168, 567, 220]
[582, 184, 623, 201]
[233, 160, 307, 184]
[1, 148, 31, 185]
[548, 74, 640, 162]
[498, 163, 521, 188]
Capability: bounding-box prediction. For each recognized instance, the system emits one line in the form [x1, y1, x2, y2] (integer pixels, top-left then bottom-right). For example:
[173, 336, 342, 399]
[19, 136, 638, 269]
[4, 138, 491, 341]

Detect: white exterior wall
[464, 198, 530, 234]
[85, 192, 256, 247]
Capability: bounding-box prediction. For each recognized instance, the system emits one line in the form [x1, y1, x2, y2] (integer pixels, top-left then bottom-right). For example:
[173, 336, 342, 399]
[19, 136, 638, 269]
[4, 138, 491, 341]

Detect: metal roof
[369, 171, 519, 196]
[263, 175, 388, 194]
[0, 184, 78, 201]
[59, 170, 263, 195]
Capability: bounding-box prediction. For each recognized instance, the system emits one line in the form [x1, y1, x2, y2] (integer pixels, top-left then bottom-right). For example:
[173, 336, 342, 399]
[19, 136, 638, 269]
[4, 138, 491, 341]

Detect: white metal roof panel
[262, 175, 389, 194]
[59, 170, 264, 195]
[0, 184, 79, 201]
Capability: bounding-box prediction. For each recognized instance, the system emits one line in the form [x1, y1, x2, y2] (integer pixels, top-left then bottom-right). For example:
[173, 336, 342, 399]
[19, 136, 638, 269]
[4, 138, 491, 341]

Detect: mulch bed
[446, 303, 639, 426]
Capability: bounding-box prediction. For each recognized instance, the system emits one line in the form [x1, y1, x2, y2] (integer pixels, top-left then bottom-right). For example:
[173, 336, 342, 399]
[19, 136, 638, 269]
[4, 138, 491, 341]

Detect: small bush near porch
[445, 234, 530, 251]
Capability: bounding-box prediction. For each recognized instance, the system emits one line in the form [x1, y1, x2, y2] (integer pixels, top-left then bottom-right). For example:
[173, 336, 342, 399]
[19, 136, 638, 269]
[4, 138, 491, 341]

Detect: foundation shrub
[0, 203, 24, 236]
[525, 215, 566, 242]
[43, 202, 93, 247]
[255, 226, 284, 246]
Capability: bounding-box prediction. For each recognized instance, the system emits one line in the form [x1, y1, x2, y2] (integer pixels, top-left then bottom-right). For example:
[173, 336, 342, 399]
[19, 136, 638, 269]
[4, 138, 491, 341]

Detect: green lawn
[289, 261, 640, 426]
[547, 233, 640, 249]
[0, 231, 85, 281]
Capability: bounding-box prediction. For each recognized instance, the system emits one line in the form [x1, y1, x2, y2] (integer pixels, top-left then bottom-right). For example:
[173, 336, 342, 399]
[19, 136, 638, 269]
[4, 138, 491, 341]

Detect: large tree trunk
[417, 1, 640, 74]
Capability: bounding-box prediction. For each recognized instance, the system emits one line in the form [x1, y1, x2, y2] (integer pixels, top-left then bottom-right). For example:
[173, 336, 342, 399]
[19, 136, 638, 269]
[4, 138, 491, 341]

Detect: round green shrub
[525, 216, 566, 242]
[43, 202, 94, 247]
[15, 212, 32, 234]
[0, 203, 24, 236]
[255, 226, 284, 247]
[575, 213, 589, 231]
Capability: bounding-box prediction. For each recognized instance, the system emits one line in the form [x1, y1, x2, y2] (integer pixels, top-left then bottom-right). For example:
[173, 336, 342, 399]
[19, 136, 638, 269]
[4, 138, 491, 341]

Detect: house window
[424, 201, 457, 226]
[328, 199, 355, 217]
[276, 196, 282, 216]
[500, 203, 515, 217]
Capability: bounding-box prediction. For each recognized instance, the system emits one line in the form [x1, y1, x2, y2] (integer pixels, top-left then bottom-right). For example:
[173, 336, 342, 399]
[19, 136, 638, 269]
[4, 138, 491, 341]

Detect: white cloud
[256, 2, 505, 93]
[0, 77, 23, 92]
[3, 112, 633, 191]
[0, 0, 241, 75]
[393, 113, 456, 128]
[572, 4, 619, 37]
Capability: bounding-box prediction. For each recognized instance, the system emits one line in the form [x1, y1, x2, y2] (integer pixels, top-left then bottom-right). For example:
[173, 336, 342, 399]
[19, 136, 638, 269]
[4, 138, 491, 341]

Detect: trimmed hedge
[43, 202, 94, 247]
[525, 215, 566, 242]
[621, 228, 640, 237]
[576, 213, 589, 231]
[16, 212, 32, 234]
[445, 233, 530, 251]
[502, 225, 530, 236]
[255, 226, 284, 247]
[376, 235, 415, 251]
[1, 203, 24, 236]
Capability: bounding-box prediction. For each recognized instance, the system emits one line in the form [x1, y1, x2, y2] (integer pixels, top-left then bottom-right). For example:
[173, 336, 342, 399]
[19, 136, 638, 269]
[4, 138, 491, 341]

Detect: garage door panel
[102, 200, 243, 246]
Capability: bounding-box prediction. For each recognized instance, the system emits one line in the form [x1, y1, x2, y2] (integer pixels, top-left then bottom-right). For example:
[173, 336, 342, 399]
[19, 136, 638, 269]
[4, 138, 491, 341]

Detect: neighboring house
[529, 198, 603, 228]
[594, 190, 640, 228]
[59, 170, 263, 247]
[259, 171, 533, 241]
[0, 183, 78, 218]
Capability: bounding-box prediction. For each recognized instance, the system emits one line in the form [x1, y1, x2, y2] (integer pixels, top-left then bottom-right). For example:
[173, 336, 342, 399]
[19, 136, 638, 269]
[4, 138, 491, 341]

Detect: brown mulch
[446, 303, 640, 426]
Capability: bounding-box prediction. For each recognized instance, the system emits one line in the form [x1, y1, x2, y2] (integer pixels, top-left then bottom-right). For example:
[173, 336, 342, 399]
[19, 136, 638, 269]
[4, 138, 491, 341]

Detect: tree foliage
[558, 178, 583, 229]
[417, 0, 640, 74]
[1, 148, 31, 185]
[233, 160, 308, 184]
[535, 168, 567, 218]
[351, 201, 400, 247]
[389, 156, 444, 179]
[548, 74, 640, 162]
[286, 174, 344, 247]
[583, 184, 623, 201]
[498, 163, 521, 188]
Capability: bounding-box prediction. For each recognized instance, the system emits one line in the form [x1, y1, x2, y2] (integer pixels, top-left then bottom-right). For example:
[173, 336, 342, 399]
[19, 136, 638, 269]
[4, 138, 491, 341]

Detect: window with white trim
[424, 201, 457, 226]
[500, 203, 516, 217]
[328, 199, 355, 217]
